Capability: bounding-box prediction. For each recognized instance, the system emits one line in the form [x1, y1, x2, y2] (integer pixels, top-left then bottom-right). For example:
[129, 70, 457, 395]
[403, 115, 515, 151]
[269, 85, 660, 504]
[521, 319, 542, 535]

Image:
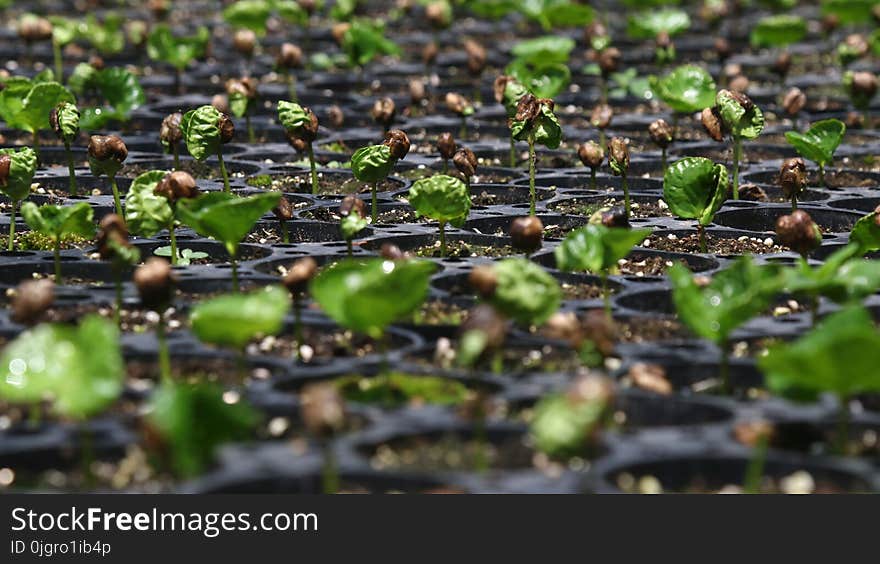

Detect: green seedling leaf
[341, 19, 400, 67]
[530, 392, 608, 459]
[335, 372, 469, 407]
[21, 201, 95, 242]
[785, 119, 846, 169]
[649, 65, 716, 114]
[408, 174, 471, 227]
[663, 157, 729, 225]
[555, 224, 652, 273]
[310, 258, 436, 338]
[181, 105, 227, 161]
[821, 0, 877, 25]
[340, 213, 368, 240]
[154, 246, 209, 266]
[176, 191, 282, 257]
[717, 89, 764, 140]
[82, 13, 125, 55]
[510, 36, 575, 65]
[124, 170, 173, 237]
[351, 144, 395, 183]
[49, 16, 79, 46]
[760, 306, 880, 401]
[277, 100, 313, 131]
[498, 76, 528, 118]
[149, 380, 258, 478]
[147, 25, 210, 71]
[850, 210, 880, 254]
[79, 67, 146, 129]
[669, 257, 784, 345]
[542, 1, 594, 28]
[0, 147, 37, 202]
[510, 101, 562, 149]
[782, 244, 880, 304]
[15, 82, 75, 134]
[506, 58, 571, 100]
[0, 315, 123, 419]
[191, 285, 291, 349]
[750, 15, 807, 48]
[485, 258, 561, 326]
[223, 0, 271, 35]
[627, 8, 691, 39]
[52, 101, 80, 144]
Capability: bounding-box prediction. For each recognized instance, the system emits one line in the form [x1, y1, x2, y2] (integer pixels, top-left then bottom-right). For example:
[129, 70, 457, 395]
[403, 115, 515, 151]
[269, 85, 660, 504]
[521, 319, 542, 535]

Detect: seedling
[850, 205, 880, 254]
[277, 101, 320, 194]
[778, 158, 808, 211]
[148, 380, 258, 478]
[96, 214, 141, 326]
[409, 175, 470, 258]
[494, 76, 528, 168]
[555, 224, 652, 316]
[649, 119, 673, 175]
[0, 75, 74, 158]
[608, 137, 632, 218]
[506, 36, 573, 99]
[180, 105, 235, 192]
[510, 94, 562, 215]
[750, 14, 807, 49]
[191, 285, 290, 375]
[134, 258, 176, 383]
[21, 202, 95, 282]
[176, 192, 282, 291]
[445, 92, 475, 137]
[351, 130, 411, 222]
[276, 43, 304, 102]
[469, 258, 562, 327]
[48, 16, 78, 79]
[842, 71, 877, 126]
[80, 13, 125, 56]
[785, 119, 846, 186]
[281, 257, 318, 348]
[125, 170, 199, 266]
[300, 382, 346, 493]
[520, 0, 595, 31]
[663, 157, 729, 252]
[87, 135, 128, 216]
[577, 141, 604, 190]
[48, 102, 79, 196]
[339, 18, 401, 71]
[707, 89, 765, 200]
[227, 77, 259, 143]
[760, 306, 880, 455]
[160, 113, 184, 170]
[650, 64, 716, 136]
[71, 67, 146, 130]
[627, 8, 691, 64]
[509, 216, 544, 257]
[670, 257, 784, 394]
[339, 196, 368, 256]
[147, 24, 210, 93]
[0, 147, 37, 252]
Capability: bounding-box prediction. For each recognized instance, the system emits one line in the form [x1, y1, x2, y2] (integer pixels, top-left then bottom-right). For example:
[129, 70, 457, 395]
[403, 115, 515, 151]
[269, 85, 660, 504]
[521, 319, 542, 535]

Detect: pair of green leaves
[521, 0, 595, 30]
[670, 257, 784, 345]
[176, 192, 282, 258]
[510, 102, 562, 149]
[125, 170, 174, 237]
[277, 100, 313, 131]
[191, 285, 291, 349]
[341, 19, 401, 68]
[0, 75, 75, 135]
[555, 224, 652, 274]
[0, 147, 37, 202]
[181, 105, 228, 161]
[408, 175, 471, 228]
[147, 25, 211, 71]
[0, 315, 123, 419]
[785, 120, 846, 171]
[82, 13, 125, 55]
[71, 67, 145, 129]
[530, 391, 608, 459]
[627, 8, 691, 40]
[760, 306, 880, 401]
[650, 65, 716, 114]
[351, 144, 396, 183]
[851, 209, 880, 254]
[506, 36, 573, 99]
[149, 380, 258, 478]
[498, 76, 529, 118]
[52, 102, 79, 144]
[311, 258, 436, 338]
[663, 157, 729, 226]
[821, 0, 877, 25]
[781, 243, 880, 305]
[341, 213, 368, 241]
[717, 90, 765, 140]
[21, 201, 95, 242]
[482, 258, 561, 326]
[750, 15, 807, 48]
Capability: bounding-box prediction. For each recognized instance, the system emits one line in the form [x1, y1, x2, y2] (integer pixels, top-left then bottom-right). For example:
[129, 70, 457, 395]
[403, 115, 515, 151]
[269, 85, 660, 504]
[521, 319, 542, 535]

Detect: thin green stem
[622, 172, 630, 219]
[743, 432, 769, 494]
[442, 158, 448, 174]
[53, 39, 63, 81]
[246, 114, 255, 144]
[509, 135, 516, 169]
[54, 239, 62, 283]
[7, 200, 16, 252]
[732, 137, 742, 200]
[322, 442, 338, 494]
[346, 239, 353, 257]
[169, 223, 178, 266]
[308, 144, 318, 195]
[599, 130, 606, 153]
[459, 116, 467, 139]
[528, 135, 536, 216]
[109, 175, 122, 217]
[33, 133, 41, 166]
[698, 224, 708, 253]
[590, 167, 596, 191]
[156, 313, 171, 384]
[65, 142, 77, 196]
[439, 221, 447, 258]
[661, 147, 667, 177]
[231, 255, 240, 292]
[172, 144, 180, 171]
[371, 181, 378, 223]
[281, 221, 289, 244]
[293, 297, 303, 348]
[288, 73, 298, 102]
[818, 164, 826, 187]
[218, 150, 230, 193]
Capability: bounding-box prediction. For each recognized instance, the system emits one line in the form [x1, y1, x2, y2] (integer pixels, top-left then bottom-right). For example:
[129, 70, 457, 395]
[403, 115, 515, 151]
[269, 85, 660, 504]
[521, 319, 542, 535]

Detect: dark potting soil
[643, 233, 785, 255]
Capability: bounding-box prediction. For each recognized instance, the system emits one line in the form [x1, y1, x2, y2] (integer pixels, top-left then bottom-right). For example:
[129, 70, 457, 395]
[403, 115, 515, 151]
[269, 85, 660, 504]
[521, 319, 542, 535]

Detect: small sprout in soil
[300, 382, 346, 493]
[125, 170, 198, 266]
[146, 25, 210, 94]
[509, 216, 543, 257]
[453, 147, 477, 188]
[0, 147, 37, 252]
[278, 100, 320, 194]
[785, 119, 846, 187]
[590, 103, 612, 151]
[11, 279, 54, 327]
[437, 132, 456, 173]
[663, 156, 729, 253]
[778, 157, 808, 211]
[96, 214, 141, 326]
[837, 33, 869, 67]
[176, 191, 281, 291]
[608, 137, 631, 218]
[556, 224, 652, 317]
[135, 258, 176, 382]
[650, 64, 716, 133]
[351, 130, 410, 222]
[273, 196, 294, 244]
[494, 75, 528, 167]
[759, 307, 880, 455]
[736, 419, 775, 493]
[577, 140, 604, 190]
[180, 105, 235, 192]
[776, 209, 822, 258]
[510, 94, 562, 215]
[445, 92, 475, 137]
[49, 101, 80, 195]
[843, 71, 877, 125]
[21, 201, 95, 283]
[782, 87, 807, 123]
[710, 89, 765, 199]
[457, 304, 508, 370]
[160, 112, 184, 170]
[371, 97, 396, 134]
[469, 258, 561, 327]
[670, 257, 784, 394]
[88, 135, 128, 215]
[850, 204, 880, 254]
[408, 174, 470, 257]
[276, 42, 303, 102]
[649, 119, 673, 175]
[226, 77, 259, 144]
[282, 256, 318, 348]
[530, 373, 613, 461]
[339, 195, 368, 256]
